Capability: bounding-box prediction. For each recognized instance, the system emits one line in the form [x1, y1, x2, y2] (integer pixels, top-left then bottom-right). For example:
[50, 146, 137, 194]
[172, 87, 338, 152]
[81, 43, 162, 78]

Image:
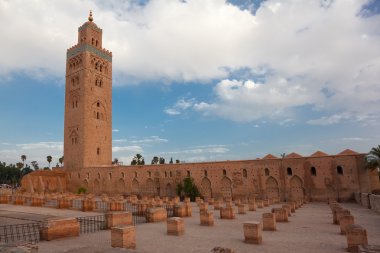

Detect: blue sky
[0, 0, 380, 168]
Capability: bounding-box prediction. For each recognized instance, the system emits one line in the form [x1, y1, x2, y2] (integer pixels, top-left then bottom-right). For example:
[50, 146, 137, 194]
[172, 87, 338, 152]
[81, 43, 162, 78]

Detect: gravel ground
[1, 202, 379, 253]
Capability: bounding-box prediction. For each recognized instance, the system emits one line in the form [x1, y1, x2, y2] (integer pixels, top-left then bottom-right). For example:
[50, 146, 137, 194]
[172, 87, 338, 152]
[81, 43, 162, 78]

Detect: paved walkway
[1, 202, 379, 253]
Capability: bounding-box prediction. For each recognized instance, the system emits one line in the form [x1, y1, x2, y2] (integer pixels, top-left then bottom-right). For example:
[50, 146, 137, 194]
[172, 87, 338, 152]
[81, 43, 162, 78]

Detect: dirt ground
[1, 202, 379, 253]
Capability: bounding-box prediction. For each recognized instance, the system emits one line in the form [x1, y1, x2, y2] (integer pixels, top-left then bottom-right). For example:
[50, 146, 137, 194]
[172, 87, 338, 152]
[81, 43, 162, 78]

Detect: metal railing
[0, 223, 41, 245]
[76, 215, 107, 234]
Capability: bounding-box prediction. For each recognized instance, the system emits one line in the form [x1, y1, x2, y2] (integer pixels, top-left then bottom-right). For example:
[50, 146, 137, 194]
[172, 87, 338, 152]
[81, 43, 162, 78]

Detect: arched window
[287, 167, 293, 176]
[72, 102, 75, 108]
[170, 171, 173, 177]
[148, 171, 151, 178]
[311, 167, 317, 176]
[187, 170, 190, 177]
[265, 168, 270, 176]
[97, 102, 100, 107]
[204, 170, 208, 177]
[223, 169, 227, 176]
[97, 147, 100, 155]
[96, 40, 98, 47]
[78, 173, 80, 179]
[243, 169, 247, 178]
[96, 112, 99, 119]
[95, 62, 98, 70]
[100, 65, 102, 72]
[165, 171, 167, 177]
[75, 101, 78, 108]
[92, 38, 94, 45]
[108, 172, 112, 180]
[337, 166, 343, 175]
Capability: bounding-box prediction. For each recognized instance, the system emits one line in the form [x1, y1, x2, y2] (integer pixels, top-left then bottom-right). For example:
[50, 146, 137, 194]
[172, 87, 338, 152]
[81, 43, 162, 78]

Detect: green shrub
[77, 187, 87, 194]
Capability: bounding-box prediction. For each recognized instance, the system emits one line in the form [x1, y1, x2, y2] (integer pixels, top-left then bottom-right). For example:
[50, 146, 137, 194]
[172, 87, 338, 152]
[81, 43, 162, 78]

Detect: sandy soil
[1, 202, 379, 253]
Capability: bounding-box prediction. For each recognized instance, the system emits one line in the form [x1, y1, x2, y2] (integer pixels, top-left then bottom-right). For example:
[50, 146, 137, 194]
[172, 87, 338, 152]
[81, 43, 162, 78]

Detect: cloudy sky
[0, 0, 379, 168]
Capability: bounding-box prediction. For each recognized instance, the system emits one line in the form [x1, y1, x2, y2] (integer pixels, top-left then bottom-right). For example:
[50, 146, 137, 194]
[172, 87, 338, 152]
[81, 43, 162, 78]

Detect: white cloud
[16, 142, 63, 151]
[163, 144, 229, 155]
[1, 0, 379, 124]
[130, 136, 168, 144]
[165, 98, 195, 115]
[112, 145, 142, 153]
[112, 129, 120, 132]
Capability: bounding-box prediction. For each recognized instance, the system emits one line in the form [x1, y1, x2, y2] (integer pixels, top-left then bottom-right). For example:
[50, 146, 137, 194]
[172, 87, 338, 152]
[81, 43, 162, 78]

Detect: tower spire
[88, 10, 93, 22]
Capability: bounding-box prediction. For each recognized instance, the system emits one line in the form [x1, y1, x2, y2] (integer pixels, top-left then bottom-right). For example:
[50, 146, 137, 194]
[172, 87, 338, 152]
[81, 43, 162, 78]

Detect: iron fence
[76, 215, 107, 234]
[72, 199, 83, 210]
[95, 201, 108, 212]
[0, 223, 41, 245]
[124, 203, 146, 225]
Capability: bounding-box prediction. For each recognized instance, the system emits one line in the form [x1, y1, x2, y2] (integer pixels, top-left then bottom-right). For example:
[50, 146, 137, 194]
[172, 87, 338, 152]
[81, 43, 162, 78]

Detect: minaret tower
[64, 11, 112, 170]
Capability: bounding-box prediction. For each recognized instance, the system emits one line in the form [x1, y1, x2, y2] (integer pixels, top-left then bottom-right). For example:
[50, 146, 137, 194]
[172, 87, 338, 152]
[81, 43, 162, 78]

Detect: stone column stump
[262, 213, 276, 231]
[238, 204, 246, 214]
[167, 217, 185, 236]
[336, 209, 351, 225]
[271, 208, 288, 222]
[107, 212, 133, 228]
[282, 205, 291, 217]
[340, 215, 354, 235]
[174, 204, 187, 217]
[220, 206, 235, 219]
[332, 206, 343, 224]
[111, 225, 136, 249]
[185, 202, 192, 217]
[146, 208, 167, 222]
[346, 224, 368, 253]
[200, 211, 214, 226]
[243, 221, 262, 244]
[40, 217, 80, 241]
[214, 201, 222, 210]
[199, 202, 208, 212]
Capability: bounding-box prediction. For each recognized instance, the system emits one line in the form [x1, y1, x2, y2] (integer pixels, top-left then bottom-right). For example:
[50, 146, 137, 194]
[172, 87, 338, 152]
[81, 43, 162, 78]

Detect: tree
[31, 161, 39, 170]
[169, 157, 173, 164]
[113, 158, 119, 165]
[365, 145, 380, 172]
[176, 176, 200, 201]
[21, 155, 26, 167]
[46, 156, 52, 168]
[59, 156, 64, 167]
[16, 162, 24, 169]
[159, 157, 165, 164]
[176, 159, 180, 164]
[131, 154, 145, 165]
[151, 156, 159, 165]
[21, 166, 33, 178]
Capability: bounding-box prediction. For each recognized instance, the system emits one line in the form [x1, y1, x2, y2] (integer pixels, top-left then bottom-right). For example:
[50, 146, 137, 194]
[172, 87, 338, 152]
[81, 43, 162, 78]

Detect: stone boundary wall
[354, 192, 380, 214]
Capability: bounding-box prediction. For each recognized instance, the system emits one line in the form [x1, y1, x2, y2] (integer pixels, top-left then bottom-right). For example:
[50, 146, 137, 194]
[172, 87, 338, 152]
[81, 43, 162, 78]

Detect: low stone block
[174, 204, 187, 217]
[111, 225, 136, 249]
[271, 208, 288, 222]
[346, 224, 368, 253]
[336, 209, 351, 225]
[200, 211, 214, 226]
[107, 212, 133, 228]
[282, 205, 291, 217]
[248, 203, 256, 211]
[244, 221, 262, 244]
[146, 208, 167, 222]
[220, 206, 235, 219]
[238, 204, 246, 214]
[340, 214, 354, 235]
[199, 202, 208, 212]
[40, 217, 80, 241]
[214, 201, 222, 210]
[332, 206, 344, 224]
[262, 213, 276, 231]
[185, 202, 192, 217]
[167, 217, 185, 236]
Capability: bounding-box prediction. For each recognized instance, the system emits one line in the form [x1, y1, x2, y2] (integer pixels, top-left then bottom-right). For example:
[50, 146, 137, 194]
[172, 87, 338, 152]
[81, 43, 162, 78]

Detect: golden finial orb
[88, 10, 93, 22]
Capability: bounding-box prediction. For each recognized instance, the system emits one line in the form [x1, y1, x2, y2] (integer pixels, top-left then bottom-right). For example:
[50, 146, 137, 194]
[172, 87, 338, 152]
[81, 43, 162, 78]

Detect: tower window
[92, 38, 94, 45]
[96, 40, 98, 47]
[97, 102, 100, 107]
[223, 169, 227, 176]
[265, 168, 270, 176]
[287, 167, 293, 176]
[148, 171, 151, 178]
[311, 167, 317, 176]
[243, 169, 247, 178]
[337, 166, 343, 175]
[75, 101, 78, 108]
[108, 172, 112, 180]
[100, 65, 103, 72]
[97, 147, 100, 155]
[96, 112, 99, 119]
[204, 170, 207, 177]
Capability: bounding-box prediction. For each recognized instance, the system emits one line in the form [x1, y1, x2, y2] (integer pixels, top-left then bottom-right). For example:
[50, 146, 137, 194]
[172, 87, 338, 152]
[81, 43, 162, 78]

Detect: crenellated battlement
[67, 44, 112, 62]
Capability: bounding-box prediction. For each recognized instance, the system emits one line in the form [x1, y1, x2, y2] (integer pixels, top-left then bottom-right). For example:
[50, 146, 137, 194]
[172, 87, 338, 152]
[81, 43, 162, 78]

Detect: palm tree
[365, 145, 380, 172]
[131, 154, 145, 165]
[46, 156, 52, 169]
[21, 155, 26, 167]
[113, 158, 119, 165]
[59, 156, 64, 167]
